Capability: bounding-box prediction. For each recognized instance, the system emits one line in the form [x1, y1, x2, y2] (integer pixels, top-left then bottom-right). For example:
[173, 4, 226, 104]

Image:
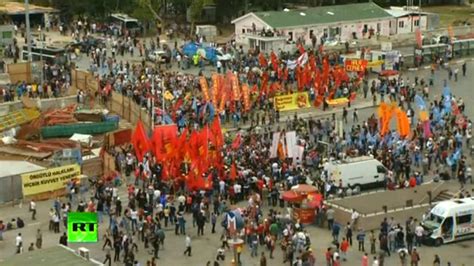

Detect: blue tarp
[182, 42, 218, 63]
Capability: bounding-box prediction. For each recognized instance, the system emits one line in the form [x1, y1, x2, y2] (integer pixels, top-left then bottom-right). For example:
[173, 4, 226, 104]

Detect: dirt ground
[424, 5, 474, 26]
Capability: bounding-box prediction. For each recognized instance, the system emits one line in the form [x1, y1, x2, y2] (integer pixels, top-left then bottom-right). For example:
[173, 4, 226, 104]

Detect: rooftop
[245, 3, 392, 29]
[0, 160, 45, 178]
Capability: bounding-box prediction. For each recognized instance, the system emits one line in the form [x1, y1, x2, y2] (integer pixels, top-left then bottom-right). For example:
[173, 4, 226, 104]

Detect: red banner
[344, 59, 368, 72]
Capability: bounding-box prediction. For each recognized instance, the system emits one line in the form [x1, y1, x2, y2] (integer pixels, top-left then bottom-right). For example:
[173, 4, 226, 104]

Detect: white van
[422, 198, 474, 246]
[326, 156, 387, 191]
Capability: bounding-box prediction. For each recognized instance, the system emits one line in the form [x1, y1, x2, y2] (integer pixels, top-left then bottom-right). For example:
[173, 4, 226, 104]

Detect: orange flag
[200, 76, 210, 102]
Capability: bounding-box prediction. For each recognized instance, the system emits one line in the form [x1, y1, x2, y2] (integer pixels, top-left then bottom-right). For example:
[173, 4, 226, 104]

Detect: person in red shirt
[409, 176, 417, 188]
[325, 247, 333, 266]
[340, 237, 349, 261]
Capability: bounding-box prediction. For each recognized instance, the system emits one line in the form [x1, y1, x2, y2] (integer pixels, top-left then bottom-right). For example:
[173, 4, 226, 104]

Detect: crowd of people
[1, 16, 473, 266]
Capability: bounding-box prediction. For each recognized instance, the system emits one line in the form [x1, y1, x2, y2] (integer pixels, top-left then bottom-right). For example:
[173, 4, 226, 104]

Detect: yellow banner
[21, 164, 81, 196]
[274, 92, 310, 111]
[367, 60, 384, 67]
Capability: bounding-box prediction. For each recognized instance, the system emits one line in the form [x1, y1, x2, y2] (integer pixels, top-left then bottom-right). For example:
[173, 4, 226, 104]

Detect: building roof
[234, 3, 392, 29]
[0, 160, 45, 178]
[0, 1, 57, 15]
[0, 245, 101, 266]
[385, 8, 429, 18]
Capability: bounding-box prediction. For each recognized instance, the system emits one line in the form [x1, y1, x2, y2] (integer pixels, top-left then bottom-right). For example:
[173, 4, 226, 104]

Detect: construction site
[0, 63, 145, 204]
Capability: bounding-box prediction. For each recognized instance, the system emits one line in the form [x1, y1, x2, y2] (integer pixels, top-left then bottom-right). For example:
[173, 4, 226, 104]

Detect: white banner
[285, 131, 297, 159]
[270, 132, 281, 158]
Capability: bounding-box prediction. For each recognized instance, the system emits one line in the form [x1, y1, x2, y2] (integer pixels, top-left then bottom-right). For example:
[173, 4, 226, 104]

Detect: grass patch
[423, 5, 474, 26]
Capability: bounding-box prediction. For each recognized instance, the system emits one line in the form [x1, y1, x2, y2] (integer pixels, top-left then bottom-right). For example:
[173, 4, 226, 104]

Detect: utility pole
[25, 0, 33, 61]
[151, 75, 155, 128]
[40, 31, 44, 86]
[161, 79, 165, 125]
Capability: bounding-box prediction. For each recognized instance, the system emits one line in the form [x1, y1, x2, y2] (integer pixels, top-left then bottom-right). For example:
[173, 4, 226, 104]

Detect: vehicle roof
[111, 13, 138, 22]
[431, 198, 474, 217]
[329, 156, 381, 165]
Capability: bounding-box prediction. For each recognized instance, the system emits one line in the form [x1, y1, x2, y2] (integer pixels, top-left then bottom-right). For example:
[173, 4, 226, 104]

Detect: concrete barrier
[0, 96, 77, 115]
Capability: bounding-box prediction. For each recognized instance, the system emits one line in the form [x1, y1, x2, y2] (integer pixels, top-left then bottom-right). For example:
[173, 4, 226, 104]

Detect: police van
[422, 197, 474, 246]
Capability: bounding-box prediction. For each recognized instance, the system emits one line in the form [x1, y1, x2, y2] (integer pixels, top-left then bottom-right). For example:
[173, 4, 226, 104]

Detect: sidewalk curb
[407, 57, 474, 71]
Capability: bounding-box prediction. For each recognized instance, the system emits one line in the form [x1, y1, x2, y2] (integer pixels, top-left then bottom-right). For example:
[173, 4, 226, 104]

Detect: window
[242, 29, 245, 34]
[414, 19, 420, 27]
[456, 214, 472, 224]
[2, 31, 12, 39]
[377, 165, 386, 174]
[399, 21, 404, 28]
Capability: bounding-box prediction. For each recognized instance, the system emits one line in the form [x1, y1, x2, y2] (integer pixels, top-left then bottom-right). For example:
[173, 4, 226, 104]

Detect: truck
[422, 197, 474, 246]
[326, 156, 387, 191]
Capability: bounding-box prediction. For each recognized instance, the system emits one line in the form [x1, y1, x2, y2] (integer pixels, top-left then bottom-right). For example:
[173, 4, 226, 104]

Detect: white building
[232, 2, 394, 49]
[385, 7, 429, 35]
[232, 3, 429, 50]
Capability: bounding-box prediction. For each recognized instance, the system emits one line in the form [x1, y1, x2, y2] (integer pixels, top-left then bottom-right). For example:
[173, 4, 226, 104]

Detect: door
[376, 165, 386, 179]
[441, 216, 454, 242]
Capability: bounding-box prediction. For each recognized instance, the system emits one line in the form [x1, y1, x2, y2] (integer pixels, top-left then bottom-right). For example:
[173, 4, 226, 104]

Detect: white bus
[422, 197, 474, 246]
[110, 13, 141, 35]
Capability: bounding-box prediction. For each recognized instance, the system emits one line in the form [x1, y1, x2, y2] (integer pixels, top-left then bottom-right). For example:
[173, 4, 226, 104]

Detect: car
[146, 50, 167, 63]
[215, 47, 233, 62]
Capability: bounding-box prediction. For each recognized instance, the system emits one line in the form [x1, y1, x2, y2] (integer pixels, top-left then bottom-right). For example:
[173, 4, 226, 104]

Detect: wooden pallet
[0, 108, 41, 132]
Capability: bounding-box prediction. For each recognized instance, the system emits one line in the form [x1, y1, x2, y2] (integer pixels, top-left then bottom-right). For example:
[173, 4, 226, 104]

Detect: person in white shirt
[414, 223, 424, 247]
[16, 233, 23, 253]
[184, 234, 192, 256]
[29, 200, 36, 220]
[372, 256, 379, 266]
[154, 189, 161, 204]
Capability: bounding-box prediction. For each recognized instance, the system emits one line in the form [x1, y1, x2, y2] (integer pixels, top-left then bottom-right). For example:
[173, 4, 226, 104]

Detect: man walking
[353, 108, 359, 123]
[35, 229, 42, 249]
[184, 234, 192, 256]
[342, 107, 348, 123]
[16, 233, 23, 254]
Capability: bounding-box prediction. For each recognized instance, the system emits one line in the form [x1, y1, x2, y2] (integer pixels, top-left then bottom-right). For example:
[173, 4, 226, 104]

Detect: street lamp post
[161, 79, 165, 125]
[25, 0, 32, 61]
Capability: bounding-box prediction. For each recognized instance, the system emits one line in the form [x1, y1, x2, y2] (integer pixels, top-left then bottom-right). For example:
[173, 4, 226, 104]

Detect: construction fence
[108, 91, 153, 134]
[71, 68, 98, 96]
[6, 61, 42, 84]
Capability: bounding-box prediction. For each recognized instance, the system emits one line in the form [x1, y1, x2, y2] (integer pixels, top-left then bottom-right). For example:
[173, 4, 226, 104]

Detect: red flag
[309, 54, 317, 71]
[211, 118, 224, 148]
[270, 52, 279, 71]
[132, 121, 151, 162]
[258, 53, 268, 67]
[231, 133, 242, 150]
[297, 43, 305, 55]
[198, 126, 209, 159]
[230, 162, 237, 181]
[151, 128, 164, 161]
[251, 84, 258, 94]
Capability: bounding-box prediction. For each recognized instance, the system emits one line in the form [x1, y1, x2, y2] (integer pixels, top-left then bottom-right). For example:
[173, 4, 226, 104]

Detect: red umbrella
[291, 184, 318, 194]
[306, 192, 324, 209]
[282, 190, 304, 202]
